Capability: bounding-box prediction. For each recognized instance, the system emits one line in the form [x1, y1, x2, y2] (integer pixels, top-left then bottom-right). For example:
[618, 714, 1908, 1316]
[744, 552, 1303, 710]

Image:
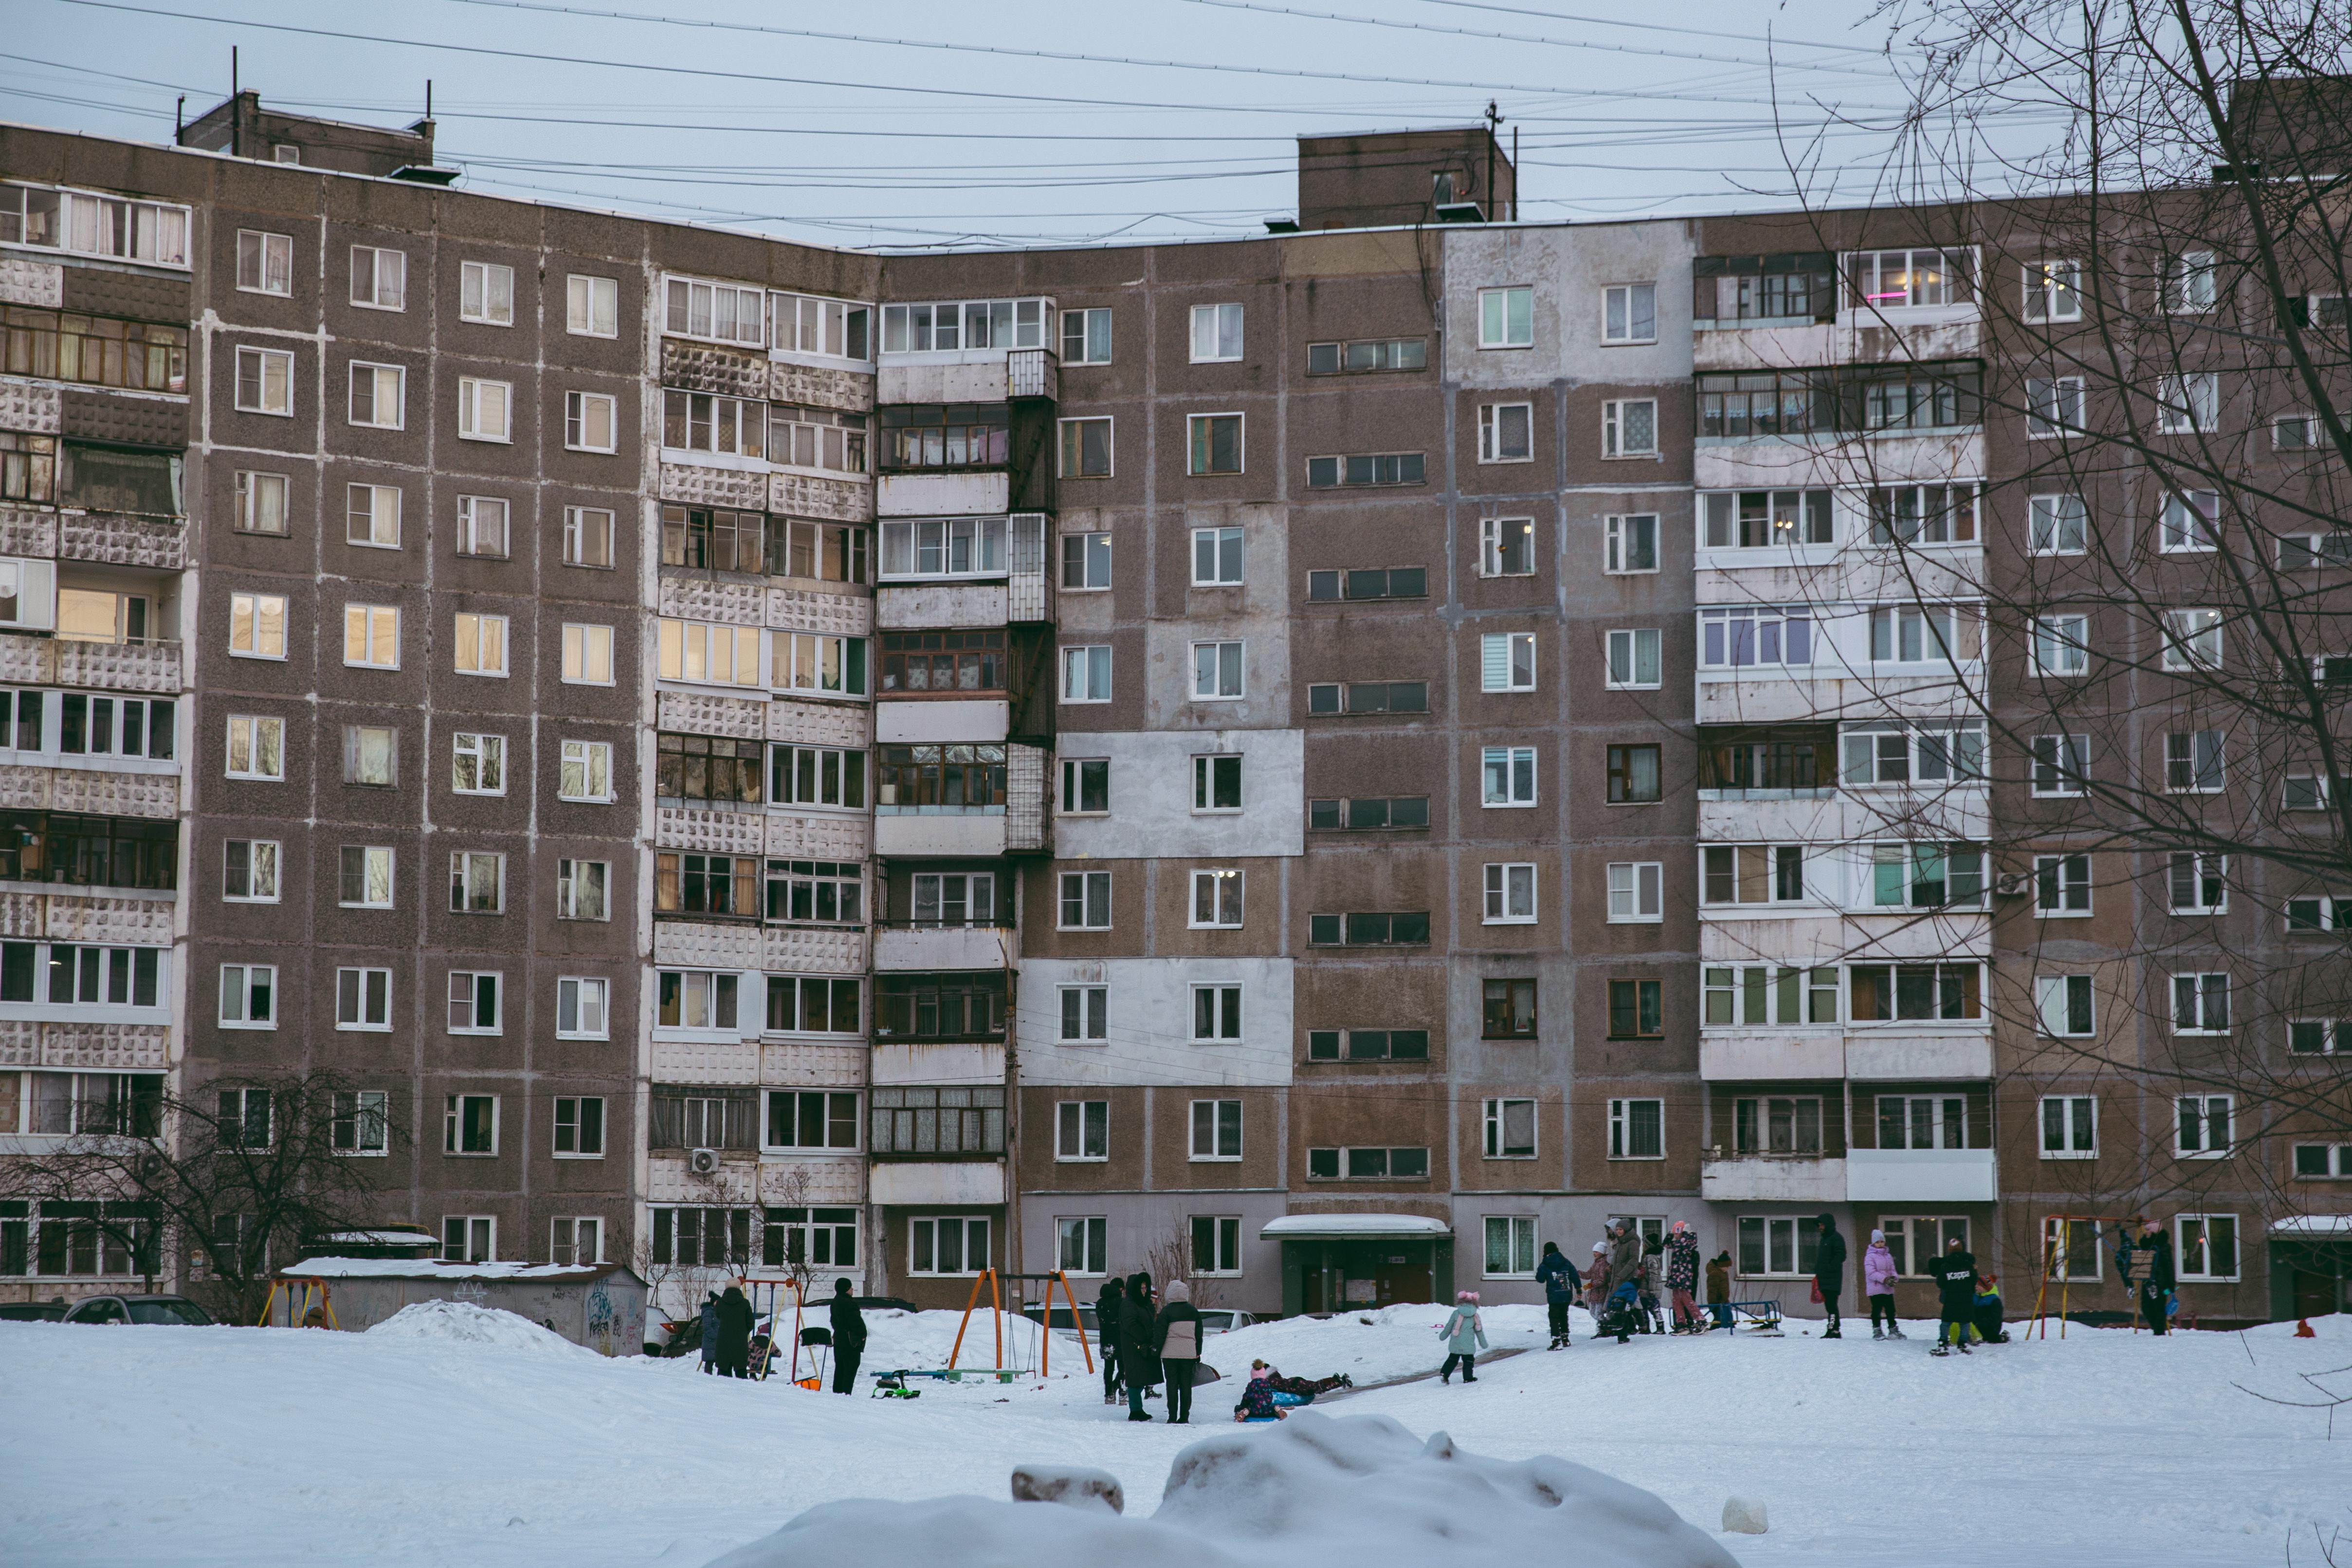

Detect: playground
[1, 1301, 2345, 1567]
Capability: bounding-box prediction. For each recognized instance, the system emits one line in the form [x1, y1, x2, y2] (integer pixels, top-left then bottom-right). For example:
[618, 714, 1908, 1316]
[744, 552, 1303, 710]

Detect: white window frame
[1477, 401, 1534, 463]
[234, 346, 293, 416]
[1192, 753, 1242, 814]
[458, 259, 515, 327]
[562, 507, 616, 569]
[1607, 1097, 1665, 1160]
[224, 715, 285, 782]
[1605, 513, 1659, 574]
[1055, 1099, 1109, 1163]
[2156, 372, 2218, 435]
[447, 971, 503, 1036]
[664, 275, 767, 347]
[1189, 302, 1244, 363]
[2030, 615, 2090, 676]
[1482, 861, 1537, 925]
[218, 963, 277, 1028]
[1602, 281, 1658, 344]
[2159, 489, 2219, 553]
[454, 495, 508, 560]
[346, 482, 401, 549]
[566, 274, 619, 338]
[334, 966, 391, 1033]
[2170, 973, 2231, 1036]
[1057, 415, 1113, 480]
[908, 1216, 989, 1277]
[1482, 1098, 1538, 1160]
[348, 245, 406, 310]
[1480, 516, 1535, 577]
[2029, 493, 2088, 555]
[235, 229, 292, 297]
[233, 470, 290, 536]
[1190, 983, 1243, 1043]
[1061, 306, 1112, 365]
[1605, 627, 1661, 690]
[2171, 250, 2217, 313]
[1186, 412, 1244, 476]
[2032, 733, 2089, 796]
[339, 845, 395, 909]
[457, 376, 513, 444]
[450, 851, 507, 915]
[562, 624, 615, 686]
[1190, 640, 1244, 702]
[559, 740, 614, 803]
[1603, 398, 1659, 458]
[346, 361, 404, 430]
[443, 1094, 501, 1157]
[1480, 631, 1536, 693]
[1190, 868, 1244, 930]
[2023, 259, 2083, 323]
[1058, 869, 1112, 931]
[2033, 853, 2092, 916]
[2038, 1093, 2097, 1157]
[1059, 644, 1112, 704]
[1606, 861, 1663, 924]
[1058, 983, 1107, 1042]
[1189, 1098, 1242, 1161]
[1478, 285, 1533, 348]
[450, 731, 506, 798]
[2161, 608, 2224, 672]
[228, 591, 288, 660]
[331, 1090, 389, 1157]
[556, 859, 610, 922]
[2167, 851, 2227, 914]
[2026, 376, 2084, 438]
[1190, 525, 1242, 587]
[343, 604, 400, 671]
[452, 611, 509, 677]
[2036, 974, 2096, 1039]
[1481, 745, 1537, 808]
[2175, 1214, 2239, 1281]
[2175, 1093, 2233, 1158]
[565, 390, 618, 454]
[221, 839, 281, 904]
[1482, 1214, 1539, 1278]
[556, 977, 611, 1040]
[2164, 730, 2225, 795]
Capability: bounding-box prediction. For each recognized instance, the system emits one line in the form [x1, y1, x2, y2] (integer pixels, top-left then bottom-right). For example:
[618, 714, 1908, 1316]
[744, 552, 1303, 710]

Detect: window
[646, 1206, 750, 1266]
[1307, 682, 1429, 715]
[1479, 1098, 1538, 1160]
[909, 1217, 990, 1276]
[1846, 247, 1971, 308]
[343, 604, 399, 669]
[444, 1095, 498, 1156]
[1608, 1097, 1664, 1158]
[656, 971, 741, 1033]
[1607, 744, 1661, 804]
[2036, 974, 2096, 1039]
[1044, 1216, 1108, 1277]
[218, 964, 275, 1027]
[1307, 795, 1429, 831]
[222, 839, 279, 904]
[1189, 302, 1243, 362]
[1059, 645, 1112, 704]
[1190, 869, 1244, 929]
[1482, 863, 1536, 925]
[2285, 772, 2335, 812]
[445, 971, 502, 1035]
[1480, 516, 1534, 577]
[1869, 603, 1984, 665]
[1059, 870, 1111, 930]
[1188, 641, 1245, 701]
[771, 291, 870, 359]
[236, 230, 292, 296]
[230, 470, 291, 537]
[567, 274, 618, 337]
[1193, 754, 1242, 812]
[1871, 1218, 1967, 1279]
[1603, 401, 1657, 458]
[448, 852, 505, 915]
[653, 852, 755, 918]
[2175, 1215, 2239, 1281]
[1307, 567, 1424, 602]
[762, 975, 860, 1035]
[763, 860, 864, 928]
[1868, 484, 1979, 546]
[212, 1087, 273, 1150]
[2168, 853, 2227, 913]
[342, 482, 401, 550]
[773, 632, 870, 697]
[1059, 984, 1107, 1042]
[2023, 259, 2082, 322]
[2039, 1094, 2097, 1157]
[563, 390, 617, 454]
[1605, 862, 1664, 923]
[1726, 1095, 1822, 1157]
[2029, 494, 2087, 555]
[1863, 843, 1986, 909]
[334, 968, 390, 1031]
[663, 390, 765, 458]
[1700, 606, 1817, 671]
[560, 506, 615, 569]
[224, 715, 284, 781]
[2171, 250, 2217, 312]
[447, 497, 511, 564]
[1605, 629, 1660, 690]
[1478, 286, 1533, 348]
[2293, 1143, 2352, 1178]
[556, 860, 609, 922]
[330, 1091, 388, 1156]
[1736, 1216, 1823, 1278]
[227, 592, 287, 660]
[1305, 336, 1425, 374]
[2164, 729, 2225, 793]
[1478, 402, 1532, 463]
[1308, 1025, 1432, 1066]
[2160, 610, 2224, 672]
[2031, 615, 2090, 676]
[655, 733, 763, 804]
[770, 404, 868, 474]
[1190, 527, 1242, 586]
[546, 1218, 602, 1267]
[766, 743, 864, 812]
[1307, 911, 1431, 948]
[878, 516, 1006, 582]
[2035, 854, 2092, 915]
[2026, 376, 2084, 437]
[1607, 981, 1662, 1039]
[1699, 489, 1834, 551]
[1603, 282, 1657, 343]
[665, 275, 766, 345]
[2033, 734, 2089, 796]
[556, 978, 609, 1039]
[347, 362, 403, 429]
[563, 624, 615, 685]
[458, 260, 514, 326]
[1702, 844, 1806, 906]
[1480, 632, 1536, 693]
[1481, 978, 1537, 1039]
[1187, 414, 1243, 475]
[234, 346, 292, 415]
[1605, 513, 1658, 573]
[2160, 490, 2218, 552]
[1481, 746, 1536, 807]
[909, 872, 995, 929]
[457, 377, 512, 443]
[2170, 976, 2230, 1035]
[1706, 966, 1842, 1027]
[339, 845, 393, 909]
[1306, 1146, 1431, 1181]
[1185, 1215, 1242, 1276]
[1876, 1094, 1968, 1151]
[1178, 1098, 1242, 1161]
[349, 246, 405, 310]
[875, 746, 1004, 815]
[1058, 417, 1112, 478]
[1061, 306, 1112, 365]
[763, 1091, 859, 1153]
[2156, 373, 2218, 435]
[1191, 985, 1243, 1042]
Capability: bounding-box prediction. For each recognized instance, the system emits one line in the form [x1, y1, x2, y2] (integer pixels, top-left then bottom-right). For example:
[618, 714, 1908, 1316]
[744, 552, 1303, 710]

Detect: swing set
[883, 1269, 1096, 1385]
[2028, 1212, 2139, 1338]
[256, 1276, 339, 1329]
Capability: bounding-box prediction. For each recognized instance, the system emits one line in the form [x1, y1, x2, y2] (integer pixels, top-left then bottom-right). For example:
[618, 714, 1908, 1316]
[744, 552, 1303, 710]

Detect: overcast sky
[0, 0, 2015, 250]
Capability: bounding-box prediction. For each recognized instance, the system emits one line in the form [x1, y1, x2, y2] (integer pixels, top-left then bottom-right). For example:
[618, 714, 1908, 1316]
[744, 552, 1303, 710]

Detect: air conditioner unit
[1994, 872, 2032, 898]
[688, 1147, 721, 1176]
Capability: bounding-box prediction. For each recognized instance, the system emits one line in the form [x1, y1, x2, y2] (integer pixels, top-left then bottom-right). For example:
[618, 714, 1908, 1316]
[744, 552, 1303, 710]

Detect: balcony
[1846, 1147, 1997, 1203]
[875, 581, 1009, 631]
[1700, 1032, 1844, 1082]
[879, 471, 1010, 518]
[872, 1039, 1005, 1087]
[876, 701, 1009, 745]
[869, 1161, 1004, 1207]
[873, 922, 1013, 972]
[1845, 1032, 1992, 1081]
[874, 810, 1005, 858]
[1006, 348, 1057, 401]
[1702, 1155, 1848, 1204]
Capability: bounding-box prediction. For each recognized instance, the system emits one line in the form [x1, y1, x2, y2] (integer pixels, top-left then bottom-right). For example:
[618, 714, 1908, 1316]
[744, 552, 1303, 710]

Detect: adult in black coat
[711, 1284, 755, 1378]
[1094, 1276, 1126, 1405]
[827, 1278, 867, 1394]
[2134, 1218, 2175, 1335]
[1813, 1213, 1848, 1339]
[1923, 1239, 1979, 1355]
[1118, 1272, 1160, 1422]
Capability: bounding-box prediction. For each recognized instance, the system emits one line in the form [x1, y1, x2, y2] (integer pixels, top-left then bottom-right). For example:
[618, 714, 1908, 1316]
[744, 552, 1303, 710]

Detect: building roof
[279, 1257, 644, 1285]
[1260, 1214, 1453, 1241]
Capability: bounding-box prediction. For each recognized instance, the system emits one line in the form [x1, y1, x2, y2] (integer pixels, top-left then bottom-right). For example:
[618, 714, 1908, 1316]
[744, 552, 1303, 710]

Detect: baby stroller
[1597, 1280, 1645, 1345]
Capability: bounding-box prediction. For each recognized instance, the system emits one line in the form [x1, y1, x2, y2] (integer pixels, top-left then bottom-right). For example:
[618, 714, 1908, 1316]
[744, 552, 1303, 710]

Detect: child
[1233, 1361, 1285, 1422]
[1437, 1292, 1487, 1382]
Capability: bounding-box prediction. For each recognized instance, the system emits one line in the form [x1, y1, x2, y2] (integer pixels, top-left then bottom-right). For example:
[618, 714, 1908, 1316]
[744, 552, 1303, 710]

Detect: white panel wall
[1016, 957, 1295, 1087]
[1052, 729, 1304, 861]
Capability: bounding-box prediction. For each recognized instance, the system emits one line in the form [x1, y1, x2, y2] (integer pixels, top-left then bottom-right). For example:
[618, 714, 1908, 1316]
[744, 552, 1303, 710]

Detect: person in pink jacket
[1863, 1229, 1903, 1339]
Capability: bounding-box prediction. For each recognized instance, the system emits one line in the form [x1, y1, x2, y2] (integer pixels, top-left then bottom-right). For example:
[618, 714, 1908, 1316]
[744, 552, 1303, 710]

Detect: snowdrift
[362, 1299, 589, 1356]
[704, 1410, 1740, 1568]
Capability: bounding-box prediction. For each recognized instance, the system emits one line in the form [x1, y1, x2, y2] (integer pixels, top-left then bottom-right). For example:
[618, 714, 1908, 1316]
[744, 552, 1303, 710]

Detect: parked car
[0, 1300, 67, 1323]
[58, 1295, 214, 1326]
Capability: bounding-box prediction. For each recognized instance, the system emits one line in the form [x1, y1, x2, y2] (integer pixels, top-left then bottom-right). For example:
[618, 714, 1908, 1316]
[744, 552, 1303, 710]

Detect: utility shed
[277, 1258, 648, 1355]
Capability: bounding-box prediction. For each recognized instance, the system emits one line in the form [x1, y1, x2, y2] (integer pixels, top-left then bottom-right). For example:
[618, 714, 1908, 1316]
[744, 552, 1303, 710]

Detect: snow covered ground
[2, 1303, 2346, 1567]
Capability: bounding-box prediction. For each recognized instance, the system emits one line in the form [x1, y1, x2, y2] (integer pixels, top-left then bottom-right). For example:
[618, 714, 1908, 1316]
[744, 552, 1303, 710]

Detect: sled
[1189, 1362, 1222, 1386]
[1724, 1299, 1784, 1336]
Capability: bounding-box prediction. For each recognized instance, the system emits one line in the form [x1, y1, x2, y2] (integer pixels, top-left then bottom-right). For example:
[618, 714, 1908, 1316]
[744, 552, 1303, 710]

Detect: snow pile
[705, 1411, 1740, 1568]
[363, 1299, 589, 1357]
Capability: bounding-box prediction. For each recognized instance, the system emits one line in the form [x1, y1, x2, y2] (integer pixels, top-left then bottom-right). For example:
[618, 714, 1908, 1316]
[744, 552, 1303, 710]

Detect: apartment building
[1, 103, 2342, 1329]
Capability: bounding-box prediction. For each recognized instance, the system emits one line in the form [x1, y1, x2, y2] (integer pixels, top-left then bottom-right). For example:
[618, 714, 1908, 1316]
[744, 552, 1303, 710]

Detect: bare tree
[1146, 1216, 1213, 1310]
[0, 1072, 401, 1324]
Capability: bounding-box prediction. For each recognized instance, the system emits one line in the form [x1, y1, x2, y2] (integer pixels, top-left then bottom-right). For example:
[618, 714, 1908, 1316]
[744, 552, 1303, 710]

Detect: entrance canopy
[2271, 1216, 2352, 1237]
[1260, 1214, 1453, 1242]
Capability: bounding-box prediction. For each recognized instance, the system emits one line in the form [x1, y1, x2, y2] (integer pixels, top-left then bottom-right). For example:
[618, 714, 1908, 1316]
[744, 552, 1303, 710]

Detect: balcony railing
[1006, 348, 1058, 401]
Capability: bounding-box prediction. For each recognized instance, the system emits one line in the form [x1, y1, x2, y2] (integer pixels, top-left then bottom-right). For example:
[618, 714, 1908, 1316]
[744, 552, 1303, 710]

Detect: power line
[1411, 0, 1898, 56]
